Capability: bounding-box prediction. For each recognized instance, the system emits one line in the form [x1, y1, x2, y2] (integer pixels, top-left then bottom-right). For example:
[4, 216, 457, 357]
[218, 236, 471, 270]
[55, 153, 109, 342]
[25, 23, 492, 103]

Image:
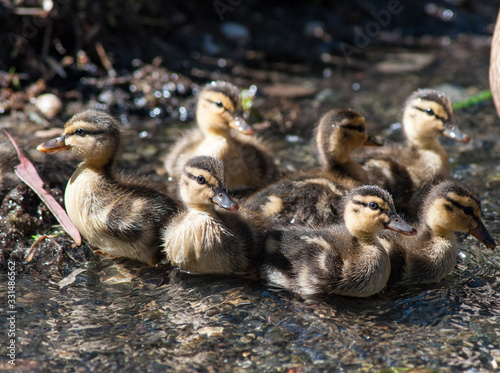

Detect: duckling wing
[244, 171, 347, 226]
[356, 145, 415, 208]
[262, 226, 351, 295]
[236, 134, 279, 186]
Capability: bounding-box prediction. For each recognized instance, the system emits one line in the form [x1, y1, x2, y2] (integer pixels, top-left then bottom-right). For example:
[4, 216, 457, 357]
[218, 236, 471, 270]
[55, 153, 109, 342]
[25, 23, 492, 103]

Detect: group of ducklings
[37, 80, 497, 298]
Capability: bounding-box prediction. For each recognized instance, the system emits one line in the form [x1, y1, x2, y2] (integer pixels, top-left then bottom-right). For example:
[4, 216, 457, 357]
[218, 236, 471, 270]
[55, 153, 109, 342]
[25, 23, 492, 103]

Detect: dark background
[1, 0, 499, 85]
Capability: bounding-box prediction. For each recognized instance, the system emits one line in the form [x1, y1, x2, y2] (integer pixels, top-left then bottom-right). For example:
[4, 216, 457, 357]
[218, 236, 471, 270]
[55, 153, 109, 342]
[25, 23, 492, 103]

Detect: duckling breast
[163, 211, 250, 274]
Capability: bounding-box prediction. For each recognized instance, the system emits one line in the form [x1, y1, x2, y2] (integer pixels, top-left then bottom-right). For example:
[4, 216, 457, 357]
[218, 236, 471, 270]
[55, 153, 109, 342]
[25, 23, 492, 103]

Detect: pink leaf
[3, 129, 82, 246]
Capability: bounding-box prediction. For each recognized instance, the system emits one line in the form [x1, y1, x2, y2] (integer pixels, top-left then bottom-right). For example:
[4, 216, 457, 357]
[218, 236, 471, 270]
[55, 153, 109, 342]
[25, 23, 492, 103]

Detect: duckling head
[316, 109, 381, 167]
[423, 181, 496, 249]
[37, 109, 120, 169]
[180, 155, 239, 212]
[342, 185, 417, 241]
[402, 89, 470, 146]
[196, 81, 254, 136]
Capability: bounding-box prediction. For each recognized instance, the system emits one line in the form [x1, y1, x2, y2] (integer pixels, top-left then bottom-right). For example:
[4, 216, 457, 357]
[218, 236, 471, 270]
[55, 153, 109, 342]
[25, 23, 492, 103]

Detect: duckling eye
[215, 101, 224, 109]
[355, 124, 364, 132]
[368, 202, 379, 210]
[463, 206, 473, 216]
[425, 108, 435, 116]
[75, 128, 85, 136]
[196, 176, 206, 185]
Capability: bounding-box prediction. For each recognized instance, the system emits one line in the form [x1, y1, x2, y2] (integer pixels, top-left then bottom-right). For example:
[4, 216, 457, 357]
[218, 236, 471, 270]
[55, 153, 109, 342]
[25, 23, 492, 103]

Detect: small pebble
[33, 93, 63, 119]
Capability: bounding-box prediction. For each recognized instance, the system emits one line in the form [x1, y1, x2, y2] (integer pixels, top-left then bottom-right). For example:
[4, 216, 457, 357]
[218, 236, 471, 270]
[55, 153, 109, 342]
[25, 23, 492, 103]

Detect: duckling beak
[37, 136, 69, 154]
[469, 220, 497, 249]
[385, 213, 418, 236]
[212, 187, 239, 211]
[442, 121, 471, 143]
[364, 133, 383, 147]
[230, 115, 255, 135]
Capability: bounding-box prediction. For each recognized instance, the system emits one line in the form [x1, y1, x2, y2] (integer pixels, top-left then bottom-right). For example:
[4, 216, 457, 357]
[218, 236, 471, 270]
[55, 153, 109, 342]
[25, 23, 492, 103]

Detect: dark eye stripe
[185, 171, 221, 189]
[186, 172, 204, 183]
[68, 129, 106, 137]
[206, 99, 229, 112]
[444, 196, 478, 221]
[352, 200, 389, 216]
[413, 106, 448, 123]
[342, 124, 365, 132]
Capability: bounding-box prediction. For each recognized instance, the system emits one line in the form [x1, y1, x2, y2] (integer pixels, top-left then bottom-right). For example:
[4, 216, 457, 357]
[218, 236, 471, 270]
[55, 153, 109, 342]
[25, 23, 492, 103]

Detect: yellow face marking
[339, 116, 365, 130]
[410, 99, 449, 133]
[320, 116, 367, 160]
[344, 195, 392, 239]
[447, 192, 481, 218]
[353, 196, 390, 213]
[183, 166, 221, 189]
[64, 120, 99, 134]
[201, 91, 236, 114]
[197, 91, 240, 132]
[416, 100, 449, 120]
[426, 193, 480, 235]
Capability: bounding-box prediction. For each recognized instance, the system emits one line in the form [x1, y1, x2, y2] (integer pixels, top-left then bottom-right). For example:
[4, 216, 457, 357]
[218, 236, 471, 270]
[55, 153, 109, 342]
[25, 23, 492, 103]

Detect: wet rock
[304, 21, 326, 39]
[432, 83, 471, 103]
[314, 88, 342, 103]
[263, 83, 318, 98]
[202, 34, 221, 56]
[221, 22, 251, 43]
[32, 93, 63, 119]
[374, 52, 436, 73]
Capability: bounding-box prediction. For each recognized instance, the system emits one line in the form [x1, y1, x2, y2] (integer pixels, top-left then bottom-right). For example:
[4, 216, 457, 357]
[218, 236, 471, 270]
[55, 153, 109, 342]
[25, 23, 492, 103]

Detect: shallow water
[1, 35, 500, 372]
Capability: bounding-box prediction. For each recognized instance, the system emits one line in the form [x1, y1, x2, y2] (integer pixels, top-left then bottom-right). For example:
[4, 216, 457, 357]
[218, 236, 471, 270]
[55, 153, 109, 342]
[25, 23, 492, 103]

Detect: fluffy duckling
[0, 143, 19, 203]
[163, 155, 264, 275]
[243, 109, 381, 226]
[37, 109, 179, 265]
[165, 81, 277, 192]
[262, 185, 417, 298]
[379, 181, 496, 285]
[358, 89, 470, 213]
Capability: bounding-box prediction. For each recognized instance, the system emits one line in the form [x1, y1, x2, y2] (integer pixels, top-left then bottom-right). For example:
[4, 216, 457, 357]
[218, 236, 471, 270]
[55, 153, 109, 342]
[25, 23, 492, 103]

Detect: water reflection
[5, 239, 500, 371]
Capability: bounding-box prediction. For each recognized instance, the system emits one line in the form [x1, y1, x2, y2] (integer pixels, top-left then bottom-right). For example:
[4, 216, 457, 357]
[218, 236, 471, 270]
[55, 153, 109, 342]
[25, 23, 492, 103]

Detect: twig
[95, 42, 116, 77]
[26, 235, 48, 262]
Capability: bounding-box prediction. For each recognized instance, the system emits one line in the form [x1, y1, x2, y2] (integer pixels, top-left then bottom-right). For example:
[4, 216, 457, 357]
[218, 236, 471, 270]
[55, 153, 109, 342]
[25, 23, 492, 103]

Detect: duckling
[37, 109, 179, 265]
[358, 89, 470, 214]
[262, 185, 417, 298]
[243, 109, 381, 226]
[163, 155, 264, 275]
[0, 143, 19, 203]
[379, 180, 497, 285]
[165, 81, 277, 192]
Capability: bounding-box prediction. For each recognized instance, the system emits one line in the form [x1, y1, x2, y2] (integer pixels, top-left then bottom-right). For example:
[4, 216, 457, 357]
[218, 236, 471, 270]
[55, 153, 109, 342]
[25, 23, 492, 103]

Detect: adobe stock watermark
[6, 260, 17, 366]
[340, 0, 403, 62]
[213, 0, 245, 22]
